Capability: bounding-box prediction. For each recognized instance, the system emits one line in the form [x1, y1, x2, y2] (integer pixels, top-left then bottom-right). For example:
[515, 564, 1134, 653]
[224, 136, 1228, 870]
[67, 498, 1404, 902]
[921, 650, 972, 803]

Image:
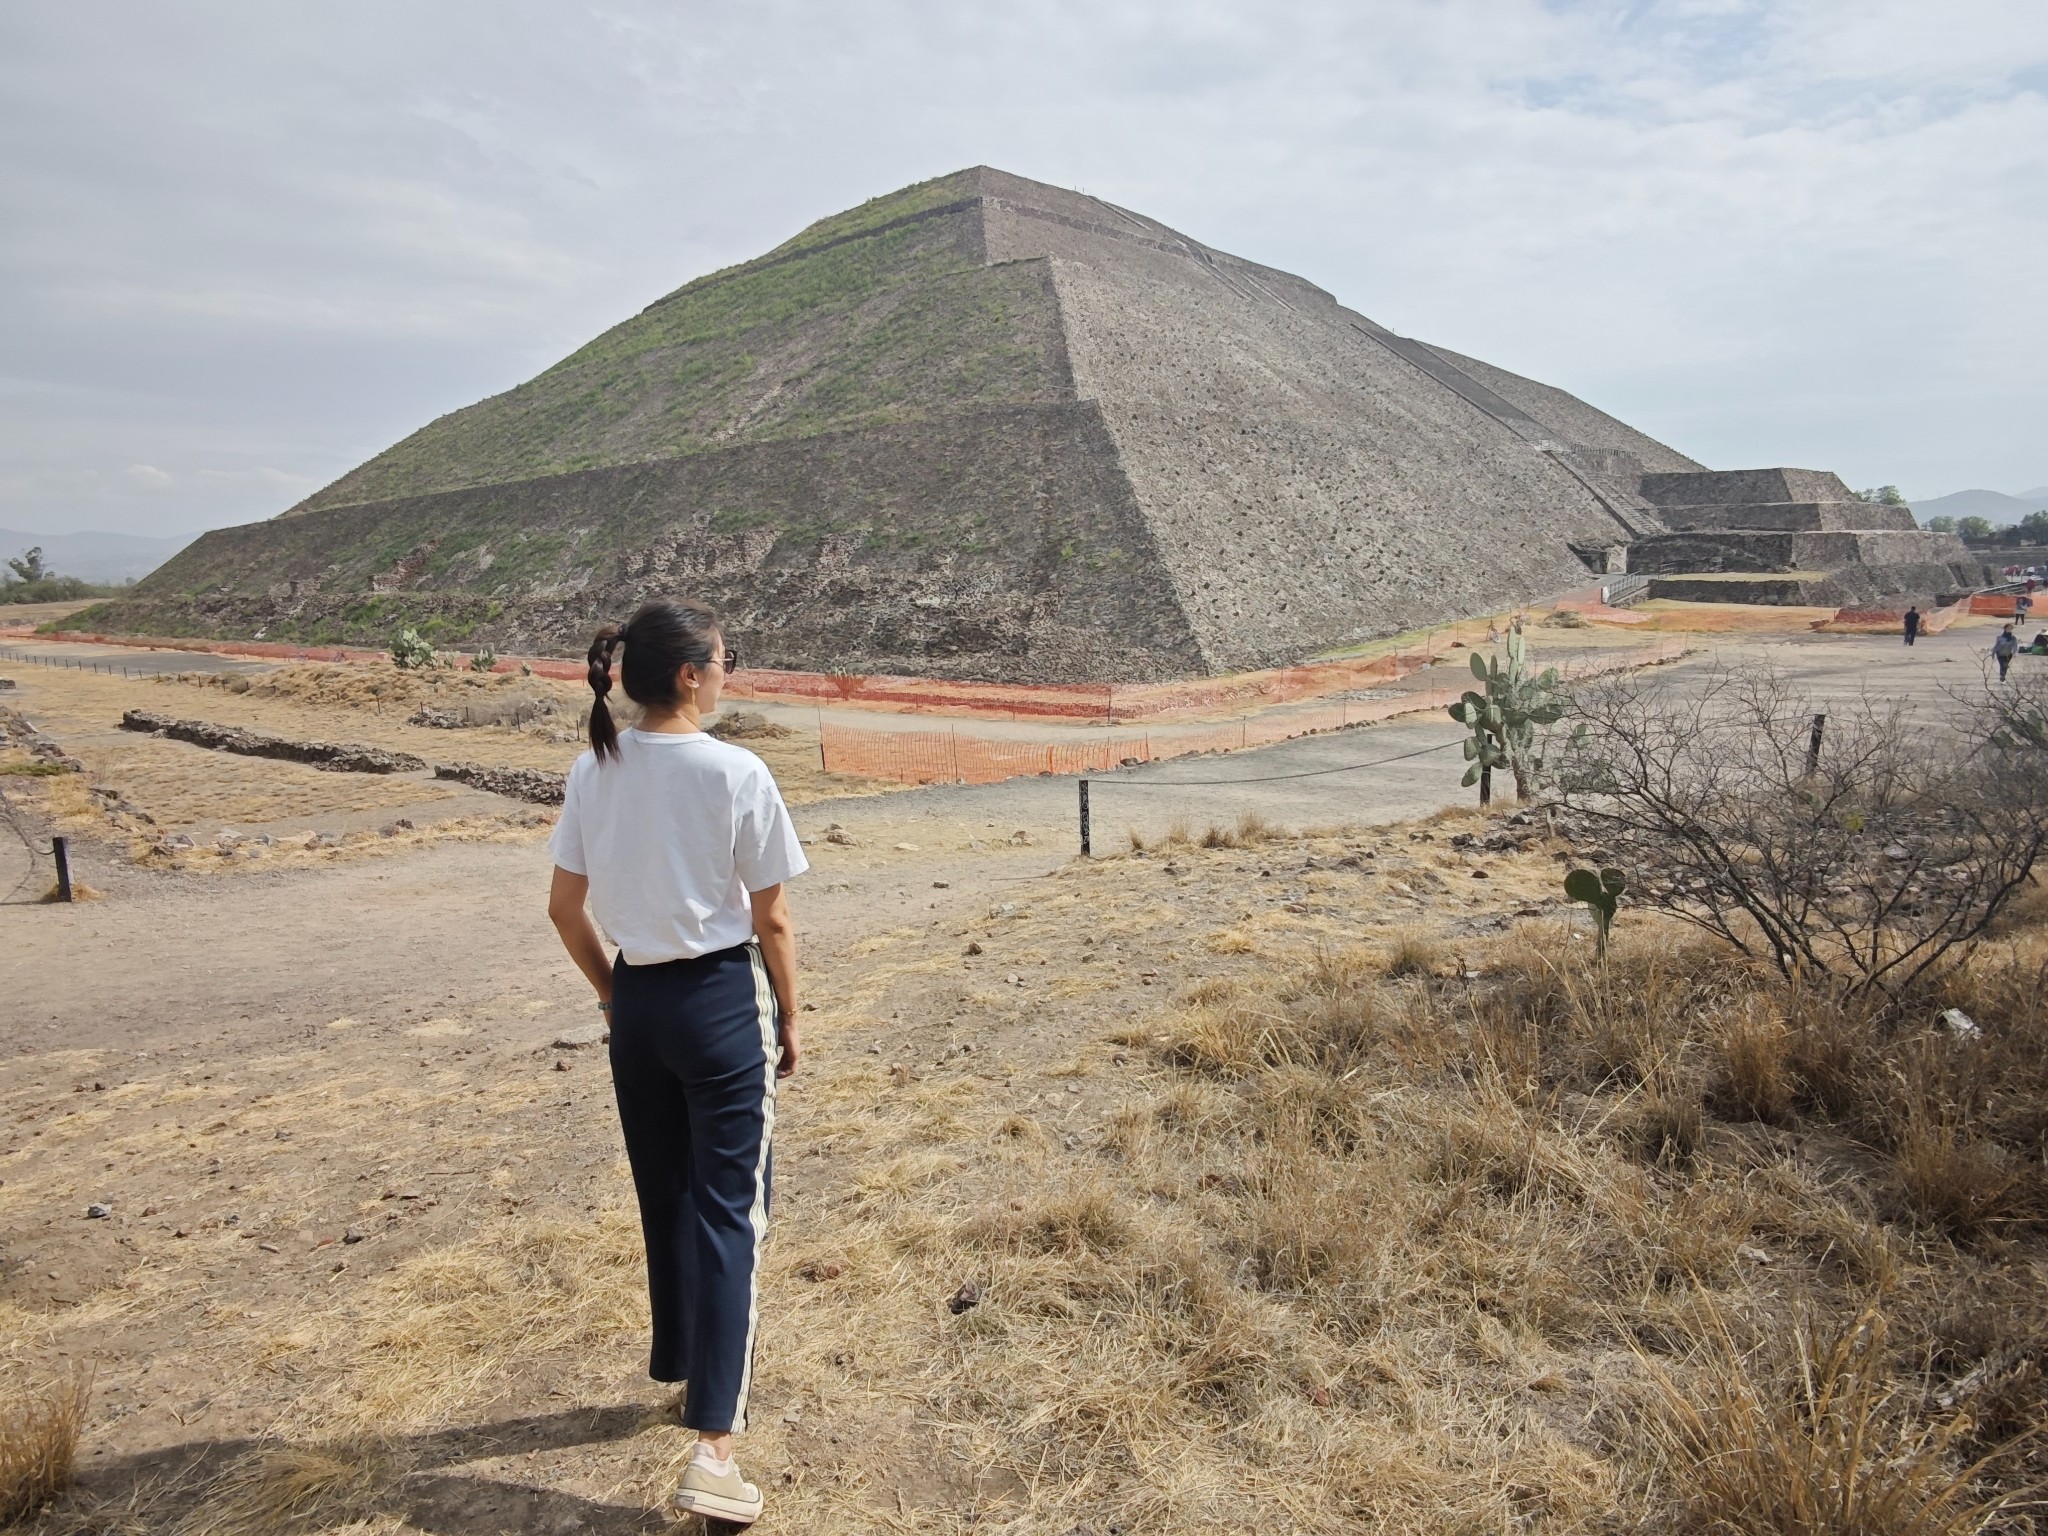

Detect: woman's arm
[750, 882, 800, 1078]
[547, 867, 613, 1003]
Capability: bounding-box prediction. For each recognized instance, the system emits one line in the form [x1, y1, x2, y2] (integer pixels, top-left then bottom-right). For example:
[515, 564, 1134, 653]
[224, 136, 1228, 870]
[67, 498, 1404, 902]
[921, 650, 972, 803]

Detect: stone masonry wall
[90, 403, 1208, 683]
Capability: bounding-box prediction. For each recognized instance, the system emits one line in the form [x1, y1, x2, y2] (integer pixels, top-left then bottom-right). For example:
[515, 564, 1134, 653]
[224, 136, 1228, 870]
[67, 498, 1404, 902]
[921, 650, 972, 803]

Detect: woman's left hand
[776, 1011, 800, 1079]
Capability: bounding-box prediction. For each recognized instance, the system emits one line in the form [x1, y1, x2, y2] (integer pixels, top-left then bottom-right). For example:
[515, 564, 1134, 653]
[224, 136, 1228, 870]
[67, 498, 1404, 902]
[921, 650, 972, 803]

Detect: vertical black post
[1806, 713, 1826, 775]
[1078, 779, 1091, 857]
[51, 836, 72, 902]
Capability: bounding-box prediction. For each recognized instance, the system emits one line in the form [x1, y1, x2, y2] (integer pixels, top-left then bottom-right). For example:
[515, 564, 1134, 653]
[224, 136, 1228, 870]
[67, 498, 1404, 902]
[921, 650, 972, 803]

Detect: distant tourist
[1903, 606, 1920, 646]
[2019, 591, 2036, 625]
[2030, 631, 2048, 656]
[1994, 623, 2019, 681]
[546, 599, 805, 1527]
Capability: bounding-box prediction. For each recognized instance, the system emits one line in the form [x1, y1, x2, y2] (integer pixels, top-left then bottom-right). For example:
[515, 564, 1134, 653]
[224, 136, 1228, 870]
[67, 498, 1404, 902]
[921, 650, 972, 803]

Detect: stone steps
[1655, 502, 1919, 533]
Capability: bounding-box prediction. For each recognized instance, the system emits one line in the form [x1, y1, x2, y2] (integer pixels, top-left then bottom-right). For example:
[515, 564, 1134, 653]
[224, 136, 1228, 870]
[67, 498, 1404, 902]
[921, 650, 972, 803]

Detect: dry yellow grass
[9, 814, 2048, 1532]
[0, 1368, 90, 1526]
[1642, 1304, 2025, 1535]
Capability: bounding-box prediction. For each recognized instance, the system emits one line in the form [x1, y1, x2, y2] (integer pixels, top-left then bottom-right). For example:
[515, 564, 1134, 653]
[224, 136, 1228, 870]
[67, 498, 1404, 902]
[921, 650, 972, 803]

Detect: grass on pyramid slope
[297, 172, 1062, 515]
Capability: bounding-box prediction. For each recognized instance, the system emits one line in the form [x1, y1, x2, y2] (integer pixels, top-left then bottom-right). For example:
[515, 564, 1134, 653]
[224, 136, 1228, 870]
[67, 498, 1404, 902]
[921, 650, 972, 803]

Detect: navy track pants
[608, 943, 779, 1434]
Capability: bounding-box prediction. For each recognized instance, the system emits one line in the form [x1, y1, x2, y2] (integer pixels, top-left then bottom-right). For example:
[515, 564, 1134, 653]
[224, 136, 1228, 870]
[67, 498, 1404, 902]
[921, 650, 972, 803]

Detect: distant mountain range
[1, 527, 194, 585]
[1907, 487, 2048, 526]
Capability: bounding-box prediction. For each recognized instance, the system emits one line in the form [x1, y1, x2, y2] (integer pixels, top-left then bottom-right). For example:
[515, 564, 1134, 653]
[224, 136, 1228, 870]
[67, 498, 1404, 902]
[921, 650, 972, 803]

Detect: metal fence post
[51, 836, 72, 902]
[1078, 779, 1091, 857]
[1806, 713, 1826, 775]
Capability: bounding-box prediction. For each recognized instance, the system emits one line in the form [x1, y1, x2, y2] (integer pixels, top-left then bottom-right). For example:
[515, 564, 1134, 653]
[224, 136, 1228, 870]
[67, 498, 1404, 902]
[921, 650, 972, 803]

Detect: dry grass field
[4, 637, 2046, 1534]
[0, 659, 882, 876]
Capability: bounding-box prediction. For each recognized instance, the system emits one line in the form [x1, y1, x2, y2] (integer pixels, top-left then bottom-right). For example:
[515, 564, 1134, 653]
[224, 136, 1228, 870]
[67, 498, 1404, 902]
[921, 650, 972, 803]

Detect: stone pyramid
[102, 168, 1724, 679]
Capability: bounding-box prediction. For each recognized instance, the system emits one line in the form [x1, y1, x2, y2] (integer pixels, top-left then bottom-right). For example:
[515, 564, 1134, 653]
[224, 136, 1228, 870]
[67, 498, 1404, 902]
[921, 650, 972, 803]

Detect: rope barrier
[1084, 734, 1465, 788]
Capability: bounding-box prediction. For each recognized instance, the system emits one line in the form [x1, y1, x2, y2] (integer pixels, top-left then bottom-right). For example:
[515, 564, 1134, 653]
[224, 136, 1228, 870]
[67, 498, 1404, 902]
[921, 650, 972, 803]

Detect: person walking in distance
[1994, 622, 2020, 682]
[546, 600, 806, 1526]
[1903, 605, 1921, 646]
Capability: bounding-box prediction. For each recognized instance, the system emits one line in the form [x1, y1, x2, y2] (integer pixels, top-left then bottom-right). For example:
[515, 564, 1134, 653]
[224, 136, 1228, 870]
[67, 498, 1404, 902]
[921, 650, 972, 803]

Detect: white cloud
[125, 464, 172, 487]
[0, 0, 2042, 533]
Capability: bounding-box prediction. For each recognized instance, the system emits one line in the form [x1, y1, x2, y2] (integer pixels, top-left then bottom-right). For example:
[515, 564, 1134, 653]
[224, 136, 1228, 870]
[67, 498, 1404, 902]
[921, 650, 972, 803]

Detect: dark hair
[586, 599, 720, 762]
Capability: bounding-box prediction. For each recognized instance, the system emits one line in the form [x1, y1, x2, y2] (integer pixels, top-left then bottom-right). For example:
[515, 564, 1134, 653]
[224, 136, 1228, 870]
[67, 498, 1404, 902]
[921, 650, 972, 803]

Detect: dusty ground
[2, 615, 2040, 1533]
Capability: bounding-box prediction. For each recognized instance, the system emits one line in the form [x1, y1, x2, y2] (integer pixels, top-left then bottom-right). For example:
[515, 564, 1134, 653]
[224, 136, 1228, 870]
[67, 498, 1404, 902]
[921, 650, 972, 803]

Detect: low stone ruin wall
[431, 762, 566, 804]
[120, 710, 426, 774]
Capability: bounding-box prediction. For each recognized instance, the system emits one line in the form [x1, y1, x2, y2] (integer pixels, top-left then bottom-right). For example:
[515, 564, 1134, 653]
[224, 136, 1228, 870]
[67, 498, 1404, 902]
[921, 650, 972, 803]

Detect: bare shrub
[1561, 665, 2048, 994]
[0, 1367, 90, 1526]
[1644, 1304, 2021, 1535]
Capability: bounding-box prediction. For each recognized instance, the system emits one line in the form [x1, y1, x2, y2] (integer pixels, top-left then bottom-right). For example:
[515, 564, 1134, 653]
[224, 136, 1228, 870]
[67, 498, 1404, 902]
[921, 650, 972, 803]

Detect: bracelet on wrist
[596, 1000, 611, 1014]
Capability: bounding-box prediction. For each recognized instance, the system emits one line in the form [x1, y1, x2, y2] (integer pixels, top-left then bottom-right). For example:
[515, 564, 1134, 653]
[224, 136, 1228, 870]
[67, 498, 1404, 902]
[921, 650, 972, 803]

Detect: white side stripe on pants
[733, 944, 779, 1433]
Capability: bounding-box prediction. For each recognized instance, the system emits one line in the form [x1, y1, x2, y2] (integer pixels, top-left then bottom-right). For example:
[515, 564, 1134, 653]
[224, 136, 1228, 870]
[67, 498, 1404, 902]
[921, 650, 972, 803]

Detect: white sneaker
[670, 1453, 764, 1526]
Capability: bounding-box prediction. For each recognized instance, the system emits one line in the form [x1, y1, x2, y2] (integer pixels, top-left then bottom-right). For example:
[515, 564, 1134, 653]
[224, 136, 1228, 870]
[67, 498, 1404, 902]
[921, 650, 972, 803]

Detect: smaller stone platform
[1623, 469, 1987, 608]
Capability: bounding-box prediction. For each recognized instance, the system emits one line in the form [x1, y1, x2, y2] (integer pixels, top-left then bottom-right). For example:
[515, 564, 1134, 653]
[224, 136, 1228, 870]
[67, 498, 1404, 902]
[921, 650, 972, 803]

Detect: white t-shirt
[549, 728, 809, 965]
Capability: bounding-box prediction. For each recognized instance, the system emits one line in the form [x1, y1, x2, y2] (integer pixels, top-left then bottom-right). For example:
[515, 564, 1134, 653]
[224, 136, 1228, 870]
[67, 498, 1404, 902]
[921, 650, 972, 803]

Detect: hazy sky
[4, 0, 2044, 539]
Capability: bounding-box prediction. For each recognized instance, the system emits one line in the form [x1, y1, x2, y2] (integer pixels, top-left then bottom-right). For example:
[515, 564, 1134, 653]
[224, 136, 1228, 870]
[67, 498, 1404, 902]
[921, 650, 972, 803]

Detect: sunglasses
[713, 646, 739, 672]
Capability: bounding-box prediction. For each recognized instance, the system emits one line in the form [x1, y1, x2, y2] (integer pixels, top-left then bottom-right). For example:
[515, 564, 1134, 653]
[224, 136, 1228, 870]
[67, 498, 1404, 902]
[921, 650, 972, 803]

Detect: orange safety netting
[32, 614, 1517, 723]
[820, 639, 1690, 786]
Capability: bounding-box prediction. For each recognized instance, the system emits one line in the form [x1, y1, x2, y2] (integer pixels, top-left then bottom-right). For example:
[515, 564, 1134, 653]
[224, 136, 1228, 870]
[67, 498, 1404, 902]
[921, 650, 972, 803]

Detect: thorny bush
[1558, 665, 2048, 995]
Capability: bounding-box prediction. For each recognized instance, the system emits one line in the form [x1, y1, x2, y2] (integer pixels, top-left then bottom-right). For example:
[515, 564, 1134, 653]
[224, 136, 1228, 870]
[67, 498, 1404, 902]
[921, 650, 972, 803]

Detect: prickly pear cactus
[1564, 866, 1627, 956]
[1446, 629, 1570, 804]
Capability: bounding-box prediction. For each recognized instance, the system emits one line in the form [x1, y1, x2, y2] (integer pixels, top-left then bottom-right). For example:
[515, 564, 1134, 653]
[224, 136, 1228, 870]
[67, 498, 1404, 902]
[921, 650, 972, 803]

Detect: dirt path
[0, 616, 2027, 1533]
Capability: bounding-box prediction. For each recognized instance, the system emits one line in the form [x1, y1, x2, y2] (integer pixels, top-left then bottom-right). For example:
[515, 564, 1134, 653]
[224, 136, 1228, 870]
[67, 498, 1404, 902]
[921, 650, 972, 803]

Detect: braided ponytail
[583, 599, 720, 764]
[586, 622, 627, 761]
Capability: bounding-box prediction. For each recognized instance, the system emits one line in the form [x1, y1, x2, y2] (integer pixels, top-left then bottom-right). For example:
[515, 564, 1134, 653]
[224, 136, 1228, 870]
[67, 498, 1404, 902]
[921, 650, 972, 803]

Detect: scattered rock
[798, 1259, 845, 1282]
[1009, 829, 1033, 846]
[965, 941, 984, 956]
[1736, 1244, 1774, 1265]
[893, 842, 921, 852]
[932, 880, 949, 888]
[553, 1058, 572, 1073]
[825, 828, 859, 846]
[553, 1022, 609, 1049]
[1884, 844, 1910, 861]
[947, 1280, 982, 1315]
[342, 1228, 365, 1245]
[85, 1203, 110, 1219]
[1940, 1008, 1981, 1041]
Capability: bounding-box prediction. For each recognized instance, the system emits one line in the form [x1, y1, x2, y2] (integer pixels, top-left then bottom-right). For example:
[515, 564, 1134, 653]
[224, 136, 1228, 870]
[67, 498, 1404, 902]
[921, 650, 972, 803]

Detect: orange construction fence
[30, 614, 1527, 724]
[819, 639, 1690, 786]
